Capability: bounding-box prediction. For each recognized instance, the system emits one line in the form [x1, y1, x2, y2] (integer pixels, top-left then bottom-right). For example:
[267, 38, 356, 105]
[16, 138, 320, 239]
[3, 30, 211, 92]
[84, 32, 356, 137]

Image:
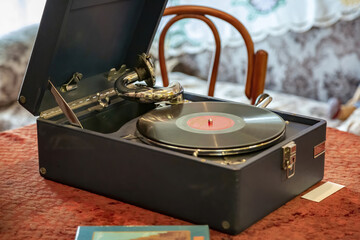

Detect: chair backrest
[158, 5, 268, 104]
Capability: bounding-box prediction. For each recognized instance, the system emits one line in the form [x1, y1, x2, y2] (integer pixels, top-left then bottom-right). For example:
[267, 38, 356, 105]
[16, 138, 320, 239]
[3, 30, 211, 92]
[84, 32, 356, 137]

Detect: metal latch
[282, 141, 296, 179]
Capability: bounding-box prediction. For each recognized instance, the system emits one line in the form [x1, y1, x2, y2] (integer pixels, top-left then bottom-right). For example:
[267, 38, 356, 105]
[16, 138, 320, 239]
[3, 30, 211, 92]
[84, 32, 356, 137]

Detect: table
[1, 124, 359, 239]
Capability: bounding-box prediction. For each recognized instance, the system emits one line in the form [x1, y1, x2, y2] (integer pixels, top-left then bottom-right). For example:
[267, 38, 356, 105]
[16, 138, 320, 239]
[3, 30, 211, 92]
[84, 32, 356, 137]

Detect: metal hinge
[282, 141, 296, 179]
[107, 65, 128, 81]
[60, 72, 82, 92]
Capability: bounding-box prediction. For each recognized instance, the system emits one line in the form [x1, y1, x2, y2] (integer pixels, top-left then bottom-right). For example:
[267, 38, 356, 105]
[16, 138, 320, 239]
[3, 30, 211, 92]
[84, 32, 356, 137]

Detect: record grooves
[135, 102, 286, 156]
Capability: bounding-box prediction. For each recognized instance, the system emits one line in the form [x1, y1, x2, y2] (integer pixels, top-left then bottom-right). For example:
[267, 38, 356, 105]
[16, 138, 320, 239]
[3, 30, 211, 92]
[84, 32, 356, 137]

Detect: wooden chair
[158, 5, 268, 104]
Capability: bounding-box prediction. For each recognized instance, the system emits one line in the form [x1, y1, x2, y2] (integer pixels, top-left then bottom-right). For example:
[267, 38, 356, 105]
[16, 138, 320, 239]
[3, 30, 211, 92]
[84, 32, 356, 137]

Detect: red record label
[187, 115, 235, 131]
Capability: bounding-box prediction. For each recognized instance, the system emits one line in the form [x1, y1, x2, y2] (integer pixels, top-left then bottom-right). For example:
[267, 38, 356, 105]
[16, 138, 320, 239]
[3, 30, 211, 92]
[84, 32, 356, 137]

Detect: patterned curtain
[157, 0, 360, 55]
[150, 0, 360, 103]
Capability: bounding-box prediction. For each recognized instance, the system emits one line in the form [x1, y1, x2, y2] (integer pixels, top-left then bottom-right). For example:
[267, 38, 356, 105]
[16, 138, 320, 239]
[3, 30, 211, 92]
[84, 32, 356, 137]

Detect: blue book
[75, 225, 210, 240]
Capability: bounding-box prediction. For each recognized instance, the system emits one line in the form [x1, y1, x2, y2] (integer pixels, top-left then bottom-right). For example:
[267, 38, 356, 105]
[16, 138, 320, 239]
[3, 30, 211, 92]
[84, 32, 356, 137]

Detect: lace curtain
[2, 0, 359, 41]
[152, 0, 360, 104]
[157, 0, 360, 55]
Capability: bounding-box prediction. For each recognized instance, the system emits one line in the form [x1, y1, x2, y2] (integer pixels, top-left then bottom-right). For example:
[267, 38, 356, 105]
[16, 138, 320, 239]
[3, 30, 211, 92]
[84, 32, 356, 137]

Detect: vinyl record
[136, 102, 285, 155]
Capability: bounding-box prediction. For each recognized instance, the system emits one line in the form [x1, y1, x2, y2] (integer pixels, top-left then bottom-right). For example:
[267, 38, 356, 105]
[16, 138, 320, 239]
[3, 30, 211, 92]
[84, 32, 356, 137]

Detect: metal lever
[254, 93, 272, 108]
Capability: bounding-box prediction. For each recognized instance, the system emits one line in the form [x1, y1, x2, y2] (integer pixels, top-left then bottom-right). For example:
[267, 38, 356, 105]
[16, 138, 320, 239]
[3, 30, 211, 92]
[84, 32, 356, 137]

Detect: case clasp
[282, 141, 296, 179]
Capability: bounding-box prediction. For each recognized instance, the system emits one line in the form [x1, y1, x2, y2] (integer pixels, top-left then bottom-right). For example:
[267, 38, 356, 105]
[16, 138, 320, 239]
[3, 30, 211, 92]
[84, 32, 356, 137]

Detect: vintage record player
[18, 0, 326, 235]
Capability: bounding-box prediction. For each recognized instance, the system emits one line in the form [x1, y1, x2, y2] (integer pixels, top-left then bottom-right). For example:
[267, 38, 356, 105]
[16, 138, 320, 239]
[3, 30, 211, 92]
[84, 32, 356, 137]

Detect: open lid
[19, 0, 168, 116]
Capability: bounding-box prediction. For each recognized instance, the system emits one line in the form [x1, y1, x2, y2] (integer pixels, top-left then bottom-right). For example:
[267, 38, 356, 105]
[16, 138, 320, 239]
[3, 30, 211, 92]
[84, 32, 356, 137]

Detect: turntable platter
[136, 102, 286, 156]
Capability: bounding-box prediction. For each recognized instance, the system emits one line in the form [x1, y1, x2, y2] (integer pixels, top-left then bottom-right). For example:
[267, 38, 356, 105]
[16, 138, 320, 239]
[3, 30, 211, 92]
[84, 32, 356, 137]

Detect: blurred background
[0, 0, 360, 134]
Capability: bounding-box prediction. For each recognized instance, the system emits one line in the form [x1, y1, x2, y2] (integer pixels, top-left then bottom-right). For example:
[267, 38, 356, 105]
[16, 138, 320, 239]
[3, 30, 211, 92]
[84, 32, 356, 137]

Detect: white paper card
[301, 181, 345, 202]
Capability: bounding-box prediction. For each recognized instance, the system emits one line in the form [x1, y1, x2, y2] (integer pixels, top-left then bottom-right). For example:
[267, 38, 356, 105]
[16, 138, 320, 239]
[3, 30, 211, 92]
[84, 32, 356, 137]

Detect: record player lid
[19, 0, 168, 116]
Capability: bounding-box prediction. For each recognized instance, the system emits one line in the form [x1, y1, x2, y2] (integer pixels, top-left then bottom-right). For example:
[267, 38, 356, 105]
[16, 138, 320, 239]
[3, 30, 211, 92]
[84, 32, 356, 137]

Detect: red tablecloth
[1, 124, 359, 239]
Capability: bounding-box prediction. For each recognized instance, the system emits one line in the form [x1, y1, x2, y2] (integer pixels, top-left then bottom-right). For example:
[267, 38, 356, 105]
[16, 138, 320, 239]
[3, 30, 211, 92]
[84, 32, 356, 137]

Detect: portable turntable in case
[18, 0, 326, 235]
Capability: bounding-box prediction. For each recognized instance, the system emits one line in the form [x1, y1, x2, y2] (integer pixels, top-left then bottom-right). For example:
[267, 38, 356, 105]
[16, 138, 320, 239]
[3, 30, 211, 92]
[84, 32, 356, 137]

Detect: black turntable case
[18, 0, 326, 235]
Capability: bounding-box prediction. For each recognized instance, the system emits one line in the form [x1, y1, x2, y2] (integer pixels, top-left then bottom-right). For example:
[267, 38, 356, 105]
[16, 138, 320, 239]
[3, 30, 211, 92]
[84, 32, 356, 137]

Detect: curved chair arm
[159, 5, 267, 103]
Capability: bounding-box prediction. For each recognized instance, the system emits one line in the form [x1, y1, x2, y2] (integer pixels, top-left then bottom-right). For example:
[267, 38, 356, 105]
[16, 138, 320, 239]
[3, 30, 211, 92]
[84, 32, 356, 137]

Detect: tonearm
[114, 53, 184, 104]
